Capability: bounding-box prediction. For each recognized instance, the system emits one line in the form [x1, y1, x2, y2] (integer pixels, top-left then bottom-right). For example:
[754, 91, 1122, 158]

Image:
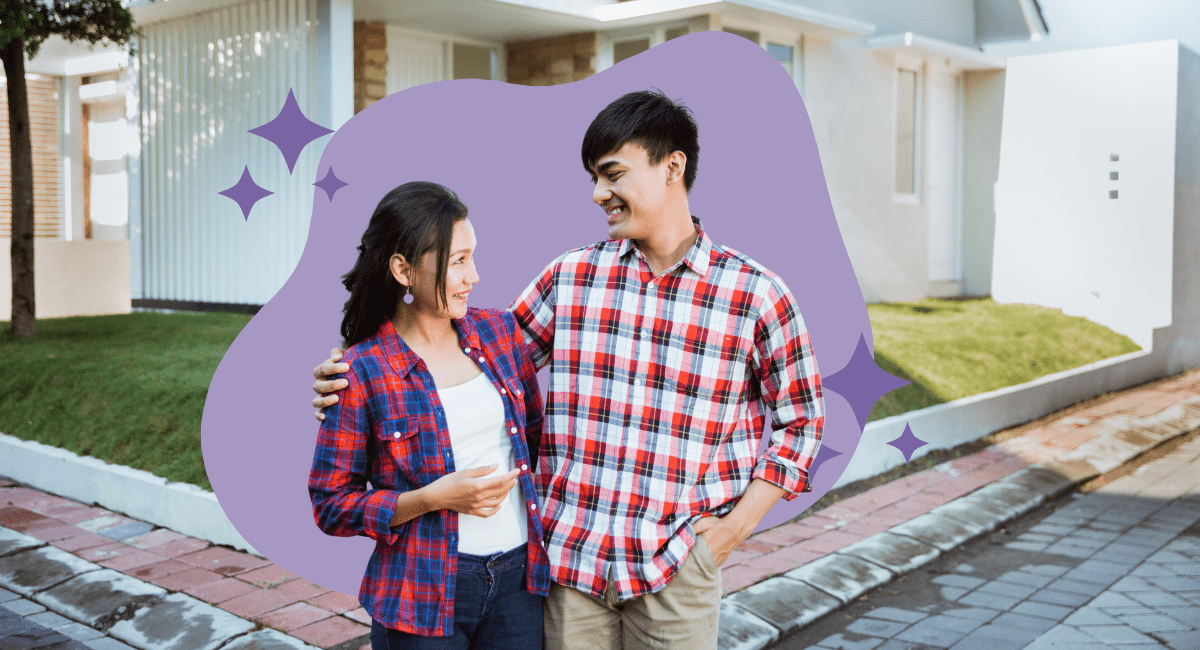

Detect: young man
[313, 90, 823, 649]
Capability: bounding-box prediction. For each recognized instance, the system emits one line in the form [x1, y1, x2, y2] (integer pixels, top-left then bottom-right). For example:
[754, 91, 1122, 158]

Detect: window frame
[892, 54, 924, 205]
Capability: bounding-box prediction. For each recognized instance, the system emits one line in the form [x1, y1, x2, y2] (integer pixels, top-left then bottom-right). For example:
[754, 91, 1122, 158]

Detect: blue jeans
[371, 544, 543, 650]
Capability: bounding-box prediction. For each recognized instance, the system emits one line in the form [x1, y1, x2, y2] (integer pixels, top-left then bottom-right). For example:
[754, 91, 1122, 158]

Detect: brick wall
[507, 32, 596, 86]
[0, 76, 62, 239]
[354, 22, 388, 113]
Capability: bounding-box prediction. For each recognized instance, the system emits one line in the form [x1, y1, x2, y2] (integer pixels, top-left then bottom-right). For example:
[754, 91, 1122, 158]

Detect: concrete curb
[717, 395, 1200, 650]
[0, 526, 319, 650]
[0, 433, 256, 554]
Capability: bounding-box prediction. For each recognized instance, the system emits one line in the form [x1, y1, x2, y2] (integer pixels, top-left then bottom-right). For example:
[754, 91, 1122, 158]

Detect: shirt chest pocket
[378, 419, 426, 485]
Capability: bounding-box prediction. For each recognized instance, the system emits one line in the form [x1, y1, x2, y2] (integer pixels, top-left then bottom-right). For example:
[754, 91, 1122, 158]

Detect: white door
[925, 67, 961, 284]
[387, 30, 446, 93]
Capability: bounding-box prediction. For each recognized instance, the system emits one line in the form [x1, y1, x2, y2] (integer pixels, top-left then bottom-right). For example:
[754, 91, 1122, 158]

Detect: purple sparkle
[823, 333, 911, 431]
[313, 166, 349, 201]
[808, 444, 843, 482]
[887, 423, 928, 463]
[218, 166, 273, 220]
[249, 89, 334, 174]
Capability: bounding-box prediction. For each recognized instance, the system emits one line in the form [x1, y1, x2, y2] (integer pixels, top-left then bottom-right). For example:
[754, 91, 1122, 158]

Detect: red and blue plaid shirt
[309, 308, 550, 635]
[510, 218, 824, 600]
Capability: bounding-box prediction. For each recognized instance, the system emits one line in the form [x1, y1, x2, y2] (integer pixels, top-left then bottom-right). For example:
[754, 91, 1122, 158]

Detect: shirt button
[463, 347, 470, 354]
[634, 378, 642, 386]
[393, 432, 401, 438]
[500, 388, 506, 394]
[521, 464, 529, 471]
[510, 427, 518, 434]
[530, 504, 537, 511]
[478, 356, 485, 363]
[516, 390, 523, 396]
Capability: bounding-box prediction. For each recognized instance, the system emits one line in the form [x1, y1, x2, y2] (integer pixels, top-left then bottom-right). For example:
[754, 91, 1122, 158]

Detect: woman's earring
[403, 285, 415, 304]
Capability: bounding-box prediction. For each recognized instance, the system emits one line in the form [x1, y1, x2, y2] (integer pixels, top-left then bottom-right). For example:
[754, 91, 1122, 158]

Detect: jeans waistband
[457, 543, 527, 574]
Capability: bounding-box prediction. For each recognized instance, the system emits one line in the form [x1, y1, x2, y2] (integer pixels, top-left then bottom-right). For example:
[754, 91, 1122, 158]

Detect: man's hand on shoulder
[313, 347, 350, 422]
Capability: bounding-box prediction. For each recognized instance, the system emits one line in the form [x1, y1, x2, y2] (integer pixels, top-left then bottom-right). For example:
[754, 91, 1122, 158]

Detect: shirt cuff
[363, 489, 405, 545]
[751, 459, 811, 501]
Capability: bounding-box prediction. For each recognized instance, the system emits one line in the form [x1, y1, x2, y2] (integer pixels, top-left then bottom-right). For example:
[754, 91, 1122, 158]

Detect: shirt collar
[617, 216, 713, 279]
[376, 311, 484, 378]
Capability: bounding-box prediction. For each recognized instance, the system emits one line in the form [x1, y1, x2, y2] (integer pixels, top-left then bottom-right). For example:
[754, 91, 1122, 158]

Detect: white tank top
[437, 372, 528, 555]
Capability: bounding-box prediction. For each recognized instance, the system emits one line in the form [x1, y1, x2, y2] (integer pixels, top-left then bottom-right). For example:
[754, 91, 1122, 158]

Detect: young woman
[309, 181, 548, 649]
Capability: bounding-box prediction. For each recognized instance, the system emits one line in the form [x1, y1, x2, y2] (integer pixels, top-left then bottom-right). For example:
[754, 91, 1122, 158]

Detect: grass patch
[0, 312, 251, 491]
[0, 298, 1140, 493]
[867, 297, 1141, 422]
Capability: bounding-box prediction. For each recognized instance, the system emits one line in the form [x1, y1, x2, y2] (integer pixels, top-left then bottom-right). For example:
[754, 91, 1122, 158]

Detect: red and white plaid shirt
[510, 218, 824, 600]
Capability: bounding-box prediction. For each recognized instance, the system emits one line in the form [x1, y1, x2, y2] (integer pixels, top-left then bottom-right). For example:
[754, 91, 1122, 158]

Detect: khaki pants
[544, 535, 721, 650]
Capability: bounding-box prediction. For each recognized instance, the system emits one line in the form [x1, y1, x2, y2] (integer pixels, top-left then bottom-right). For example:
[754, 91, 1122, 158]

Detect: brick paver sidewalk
[2, 369, 1198, 649]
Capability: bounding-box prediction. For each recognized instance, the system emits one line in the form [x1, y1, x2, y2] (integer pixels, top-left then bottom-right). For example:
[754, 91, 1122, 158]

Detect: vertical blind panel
[139, 0, 320, 304]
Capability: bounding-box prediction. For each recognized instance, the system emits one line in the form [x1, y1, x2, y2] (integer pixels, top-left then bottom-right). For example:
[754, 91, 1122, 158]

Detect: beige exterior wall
[507, 32, 597, 86]
[355, 21, 388, 113]
[0, 240, 130, 320]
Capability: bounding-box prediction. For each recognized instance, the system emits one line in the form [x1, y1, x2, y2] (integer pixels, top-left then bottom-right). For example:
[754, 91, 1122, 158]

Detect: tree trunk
[3, 37, 35, 338]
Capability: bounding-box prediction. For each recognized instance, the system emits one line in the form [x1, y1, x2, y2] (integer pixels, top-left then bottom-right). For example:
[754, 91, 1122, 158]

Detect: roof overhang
[18, 37, 128, 77]
[591, 0, 874, 39]
[868, 32, 1006, 71]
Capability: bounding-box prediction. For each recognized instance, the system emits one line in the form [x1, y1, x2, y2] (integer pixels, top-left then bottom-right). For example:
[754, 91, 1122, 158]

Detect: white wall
[960, 69, 1005, 296]
[0, 240, 131, 319]
[993, 40, 1179, 350]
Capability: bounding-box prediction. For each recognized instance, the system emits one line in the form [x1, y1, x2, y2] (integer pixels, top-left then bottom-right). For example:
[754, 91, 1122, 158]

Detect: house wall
[507, 32, 597, 86]
[960, 68, 1004, 296]
[1168, 44, 1200, 373]
[355, 21, 388, 113]
[993, 41, 1180, 350]
[0, 76, 63, 239]
[802, 36, 930, 303]
[0, 239, 130, 319]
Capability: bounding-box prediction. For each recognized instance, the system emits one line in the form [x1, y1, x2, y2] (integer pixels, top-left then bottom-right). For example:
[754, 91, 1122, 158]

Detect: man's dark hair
[340, 181, 468, 348]
[581, 90, 699, 192]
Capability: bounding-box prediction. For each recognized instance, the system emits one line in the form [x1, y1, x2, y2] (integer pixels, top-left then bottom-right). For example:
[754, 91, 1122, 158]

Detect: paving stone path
[775, 434, 1200, 650]
[2, 369, 1198, 649]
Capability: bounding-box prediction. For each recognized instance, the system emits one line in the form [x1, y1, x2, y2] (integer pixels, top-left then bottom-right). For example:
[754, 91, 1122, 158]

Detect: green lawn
[867, 298, 1141, 422]
[0, 312, 251, 491]
[0, 299, 1140, 490]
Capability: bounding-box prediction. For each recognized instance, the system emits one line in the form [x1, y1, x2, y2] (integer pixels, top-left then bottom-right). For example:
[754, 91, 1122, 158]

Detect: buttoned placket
[460, 341, 541, 530]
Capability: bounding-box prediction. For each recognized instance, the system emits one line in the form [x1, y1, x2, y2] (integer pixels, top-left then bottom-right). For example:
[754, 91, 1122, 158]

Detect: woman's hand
[425, 464, 521, 518]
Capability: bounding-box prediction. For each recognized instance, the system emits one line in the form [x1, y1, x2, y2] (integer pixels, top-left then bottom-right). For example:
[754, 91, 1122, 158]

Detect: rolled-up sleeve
[749, 277, 824, 499]
[309, 362, 406, 544]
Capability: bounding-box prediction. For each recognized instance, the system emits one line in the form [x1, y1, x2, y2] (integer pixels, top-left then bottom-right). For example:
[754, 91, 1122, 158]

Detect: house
[1, 0, 1049, 316]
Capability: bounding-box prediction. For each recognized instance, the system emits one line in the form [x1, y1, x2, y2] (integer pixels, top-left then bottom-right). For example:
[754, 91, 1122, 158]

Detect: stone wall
[354, 22, 388, 113]
[507, 32, 596, 86]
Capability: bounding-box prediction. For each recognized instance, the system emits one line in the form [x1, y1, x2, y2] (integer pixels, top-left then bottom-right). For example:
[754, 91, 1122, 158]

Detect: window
[895, 67, 920, 199]
[766, 42, 794, 77]
[600, 23, 692, 69]
[453, 43, 496, 81]
[613, 37, 651, 64]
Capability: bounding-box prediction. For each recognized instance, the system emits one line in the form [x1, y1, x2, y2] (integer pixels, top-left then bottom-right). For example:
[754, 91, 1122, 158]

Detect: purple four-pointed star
[313, 166, 349, 201]
[808, 444, 844, 483]
[249, 89, 334, 174]
[218, 166, 273, 221]
[822, 333, 911, 431]
[887, 423, 928, 463]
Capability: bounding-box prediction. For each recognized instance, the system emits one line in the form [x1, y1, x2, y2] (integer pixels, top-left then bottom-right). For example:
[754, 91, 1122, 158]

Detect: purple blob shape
[823, 333, 911, 431]
[218, 166, 273, 220]
[202, 32, 875, 595]
[249, 89, 334, 174]
[313, 166, 349, 201]
[887, 423, 928, 463]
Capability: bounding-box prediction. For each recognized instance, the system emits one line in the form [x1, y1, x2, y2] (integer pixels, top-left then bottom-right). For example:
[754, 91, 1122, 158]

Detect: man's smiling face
[590, 142, 672, 241]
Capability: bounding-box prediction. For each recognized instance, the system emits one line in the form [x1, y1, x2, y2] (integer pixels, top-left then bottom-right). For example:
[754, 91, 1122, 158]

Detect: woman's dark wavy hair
[340, 181, 468, 348]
